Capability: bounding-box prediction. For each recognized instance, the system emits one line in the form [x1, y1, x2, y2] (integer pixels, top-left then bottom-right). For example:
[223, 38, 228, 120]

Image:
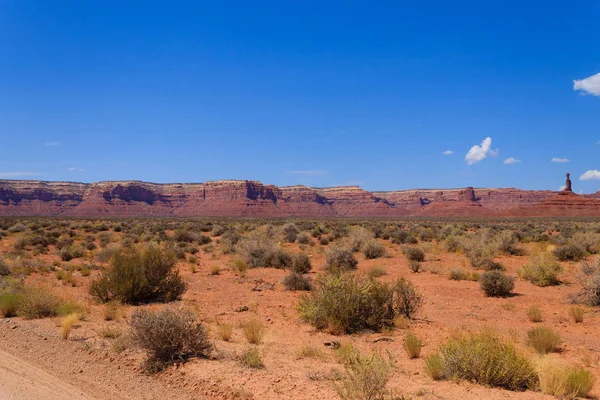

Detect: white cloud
[46, 141, 61, 146]
[552, 157, 569, 163]
[504, 157, 520, 164]
[442, 150, 454, 155]
[574, 72, 600, 96]
[559, 185, 567, 191]
[0, 172, 41, 178]
[580, 170, 600, 180]
[464, 137, 498, 165]
[68, 167, 84, 172]
[288, 170, 327, 176]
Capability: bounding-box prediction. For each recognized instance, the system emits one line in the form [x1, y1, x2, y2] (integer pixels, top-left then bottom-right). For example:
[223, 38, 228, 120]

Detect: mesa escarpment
[1, 177, 600, 217]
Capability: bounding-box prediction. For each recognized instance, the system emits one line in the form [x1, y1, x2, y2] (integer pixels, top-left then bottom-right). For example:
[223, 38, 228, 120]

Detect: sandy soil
[0, 235, 599, 399]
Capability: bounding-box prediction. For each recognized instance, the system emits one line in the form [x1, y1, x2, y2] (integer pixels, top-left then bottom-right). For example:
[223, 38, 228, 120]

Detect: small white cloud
[552, 157, 569, 163]
[504, 157, 520, 164]
[288, 170, 328, 176]
[559, 185, 567, 191]
[580, 170, 600, 180]
[574, 72, 600, 96]
[464, 137, 498, 165]
[0, 172, 41, 178]
[46, 141, 61, 146]
[68, 167, 77, 171]
[442, 150, 454, 155]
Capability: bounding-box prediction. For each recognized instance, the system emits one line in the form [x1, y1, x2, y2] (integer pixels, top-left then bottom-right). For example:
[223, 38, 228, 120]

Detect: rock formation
[1, 177, 600, 218]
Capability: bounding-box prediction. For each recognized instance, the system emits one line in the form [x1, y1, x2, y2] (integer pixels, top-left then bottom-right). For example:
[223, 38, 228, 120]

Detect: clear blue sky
[1, 1, 599, 192]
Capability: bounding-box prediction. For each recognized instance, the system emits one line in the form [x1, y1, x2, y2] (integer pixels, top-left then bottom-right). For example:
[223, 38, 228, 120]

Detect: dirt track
[0, 348, 92, 400]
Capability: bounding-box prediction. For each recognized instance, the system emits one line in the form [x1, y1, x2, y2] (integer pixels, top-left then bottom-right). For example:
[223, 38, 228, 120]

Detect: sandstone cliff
[1, 179, 600, 218]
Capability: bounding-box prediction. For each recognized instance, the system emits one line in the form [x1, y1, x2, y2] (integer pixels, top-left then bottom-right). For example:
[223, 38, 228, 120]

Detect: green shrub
[553, 244, 585, 262]
[424, 354, 444, 380]
[362, 239, 385, 259]
[282, 272, 312, 291]
[89, 245, 186, 304]
[58, 245, 84, 261]
[518, 252, 562, 286]
[325, 246, 358, 272]
[538, 358, 595, 399]
[239, 346, 264, 369]
[298, 274, 422, 333]
[403, 247, 425, 262]
[130, 308, 212, 372]
[403, 332, 423, 359]
[437, 332, 538, 391]
[480, 270, 515, 297]
[281, 223, 299, 243]
[0, 259, 10, 276]
[527, 326, 561, 354]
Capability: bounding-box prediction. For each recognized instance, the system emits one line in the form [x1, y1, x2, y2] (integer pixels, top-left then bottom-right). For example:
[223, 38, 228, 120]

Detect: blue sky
[1, 1, 599, 192]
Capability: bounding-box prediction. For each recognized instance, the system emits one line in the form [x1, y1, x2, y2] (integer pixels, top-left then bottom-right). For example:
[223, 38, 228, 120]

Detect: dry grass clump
[527, 326, 561, 354]
[527, 306, 543, 323]
[537, 357, 595, 399]
[518, 252, 562, 287]
[298, 273, 423, 334]
[17, 285, 62, 319]
[367, 266, 387, 279]
[217, 323, 233, 341]
[242, 319, 265, 344]
[102, 301, 122, 321]
[239, 346, 264, 369]
[334, 348, 396, 400]
[89, 245, 186, 304]
[569, 306, 584, 323]
[403, 332, 423, 359]
[60, 313, 79, 340]
[480, 270, 515, 297]
[130, 308, 212, 372]
[210, 265, 220, 275]
[432, 332, 538, 391]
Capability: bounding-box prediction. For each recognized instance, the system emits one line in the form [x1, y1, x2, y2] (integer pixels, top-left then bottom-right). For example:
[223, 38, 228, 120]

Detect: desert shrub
[283, 272, 312, 291]
[403, 332, 423, 359]
[367, 266, 386, 279]
[576, 259, 600, 306]
[319, 236, 330, 245]
[496, 231, 524, 256]
[17, 285, 61, 319]
[418, 228, 435, 242]
[325, 246, 358, 272]
[445, 236, 461, 253]
[480, 270, 515, 297]
[89, 245, 186, 304]
[448, 267, 468, 280]
[217, 323, 233, 341]
[362, 239, 385, 259]
[103, 301, 122, 321]
[527, 306, 543, 322]
[553, 244, 585, 262]
[236, 238, 278, 268]
[403, 247, 425, 262]
[347, 226, 373, 252]
[297, 232, 312, 244]
[538, 358, 595, 399]
[527, 326, 561, 354]
[281, 223, 299, 243]
[464, 231, 503, 270]
[0, 259, 10, 276]
[267, 249, 294, 269]
[298, 274, 422, 333]
[173, 229, 197, 243]
[569, 306, 584, 323]
[242, 319, 265, 344]
[130, 308, 212, 372]
[239, 346, 264, 369]
[197, 234, 212, 245]
[58, 245, 84, 261]
[391, 230, 417, 245]
[518, 252, 562, 287]
[0, 294, 19, 317]
[334, 350, 395, 400]
[289, 254, 311, 274]
[406, 260, 420, 273]
[436, 332, 538, 391]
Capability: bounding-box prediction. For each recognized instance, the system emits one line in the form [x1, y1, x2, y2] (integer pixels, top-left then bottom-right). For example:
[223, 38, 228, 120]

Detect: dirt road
[0, 348, 92, 400]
